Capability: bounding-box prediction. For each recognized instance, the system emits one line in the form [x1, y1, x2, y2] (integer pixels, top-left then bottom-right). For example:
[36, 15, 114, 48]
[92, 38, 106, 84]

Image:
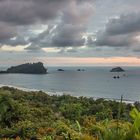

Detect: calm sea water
[0, 66, 140, 101]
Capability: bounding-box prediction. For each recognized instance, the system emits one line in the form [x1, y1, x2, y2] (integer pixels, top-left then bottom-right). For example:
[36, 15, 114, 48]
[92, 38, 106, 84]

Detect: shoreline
[0, 84, 136, 104]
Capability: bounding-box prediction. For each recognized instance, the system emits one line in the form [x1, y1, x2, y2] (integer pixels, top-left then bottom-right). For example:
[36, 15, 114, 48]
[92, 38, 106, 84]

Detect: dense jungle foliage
[0, 86, 140, 140]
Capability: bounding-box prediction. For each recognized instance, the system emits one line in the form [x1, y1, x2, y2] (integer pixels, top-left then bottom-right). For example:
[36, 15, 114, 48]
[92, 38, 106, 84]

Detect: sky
[1, 0, 140, 66]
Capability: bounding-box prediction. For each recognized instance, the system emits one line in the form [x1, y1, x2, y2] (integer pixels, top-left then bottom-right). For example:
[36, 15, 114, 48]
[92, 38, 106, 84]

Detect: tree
[0, 96, 24, 128]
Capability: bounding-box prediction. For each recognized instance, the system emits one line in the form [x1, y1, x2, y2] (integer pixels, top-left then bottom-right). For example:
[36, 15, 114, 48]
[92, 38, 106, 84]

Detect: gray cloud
[0, 0, 94, 26]
[50, 24, 86, 47]
[92, 12, 140, 47]
[106, 12, 140, 35]
[0, 0, 68, 25]
[27, 24, 86, 50]
[0, 22, 17, 41]
[26, 25, 54, 50]
[94, 32, 138, 47]
[26, 0, 94, 50]
[0, 0, 94, 50]
[50, 1, 94, 47]
[3, 36, 28, 47]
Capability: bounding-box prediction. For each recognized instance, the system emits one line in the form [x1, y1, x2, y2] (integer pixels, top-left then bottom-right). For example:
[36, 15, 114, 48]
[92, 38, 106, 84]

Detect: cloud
[106, 12, 140, 35]
[0, 0, 94, 50]
[94, 32, 138, 47]
[50, 1, 94, 47]
[50, 24, 86, 47]
[92, 12, 140, 47]
[3, 36, 29, 47]
[0, 22, 17, 42]
[24, 45, 42, 52]
[26, 0, 94, 50]
[25, 25, 55, 50]
[0, 0, 68, 25]
[26, 24, 86, 50]
[0, 0, 94, 26]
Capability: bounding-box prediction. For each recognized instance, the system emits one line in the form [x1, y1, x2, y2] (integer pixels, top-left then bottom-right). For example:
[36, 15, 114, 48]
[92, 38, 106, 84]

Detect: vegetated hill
[110, 67, 125, 72]
[0, 86, 140, 140]
[0, 62, 47, 74]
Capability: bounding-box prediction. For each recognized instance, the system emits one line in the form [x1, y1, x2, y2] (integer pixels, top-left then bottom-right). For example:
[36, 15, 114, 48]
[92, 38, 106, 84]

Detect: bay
[0, 66, 140, 101]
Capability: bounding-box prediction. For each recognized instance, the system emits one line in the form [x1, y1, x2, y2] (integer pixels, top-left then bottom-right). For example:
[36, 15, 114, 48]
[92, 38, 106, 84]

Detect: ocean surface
[0, 66, 140, 102]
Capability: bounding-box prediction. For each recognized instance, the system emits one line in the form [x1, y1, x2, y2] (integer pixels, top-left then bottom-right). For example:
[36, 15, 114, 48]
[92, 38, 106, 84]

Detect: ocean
[0, 66, 140, 102]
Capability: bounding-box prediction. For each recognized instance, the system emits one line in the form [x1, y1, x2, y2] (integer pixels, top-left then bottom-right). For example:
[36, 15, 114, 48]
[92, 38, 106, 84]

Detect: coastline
[0, 84, 40, 92]
[0, 84, 65, 96]
[0, 84, 136, 104]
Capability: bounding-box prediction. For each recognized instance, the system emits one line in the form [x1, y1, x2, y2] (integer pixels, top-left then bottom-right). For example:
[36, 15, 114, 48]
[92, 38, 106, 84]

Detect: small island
[110, 67, 125, 72]
[77, 69, 85, 72]
[57, 69, 65, 71]
[0, 62, 47, 74]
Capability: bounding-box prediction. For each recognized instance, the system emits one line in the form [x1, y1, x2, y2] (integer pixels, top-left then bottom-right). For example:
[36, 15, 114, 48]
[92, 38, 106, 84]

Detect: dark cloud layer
[0, 0, 94, 49]
[2, 0, 140, 54]
[0, 0, 68, 46]
[93, 12, 140, 47]
[26, 0, 94, 50]
[0, 22, 17, 41]
[106, 13, 140, 35]
[50, 1, 94, 48]
[51, 24, 86, 47]
[0, 0, 67, 25]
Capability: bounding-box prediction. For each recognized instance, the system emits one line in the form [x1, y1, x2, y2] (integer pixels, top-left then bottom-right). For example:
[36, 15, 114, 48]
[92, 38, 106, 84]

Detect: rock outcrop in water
[77, 69, 85, 71]
[0, 62, 47, 74]
[110, 67, 125, 72]
[57, 69, 65, 71]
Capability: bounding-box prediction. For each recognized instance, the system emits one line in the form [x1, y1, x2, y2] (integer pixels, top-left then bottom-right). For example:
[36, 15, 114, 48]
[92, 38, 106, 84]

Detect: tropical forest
[0, 86, 140, 140]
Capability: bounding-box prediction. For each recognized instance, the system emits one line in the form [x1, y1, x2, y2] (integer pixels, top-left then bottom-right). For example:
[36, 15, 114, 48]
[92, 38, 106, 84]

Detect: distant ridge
[0, 62, 47, 74]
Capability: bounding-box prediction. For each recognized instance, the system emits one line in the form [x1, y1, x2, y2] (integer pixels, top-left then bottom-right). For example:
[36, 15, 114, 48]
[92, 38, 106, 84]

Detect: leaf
[130, 108, 139, 120]
[76, 120, 81, 133]
[134, 116, 140, 130]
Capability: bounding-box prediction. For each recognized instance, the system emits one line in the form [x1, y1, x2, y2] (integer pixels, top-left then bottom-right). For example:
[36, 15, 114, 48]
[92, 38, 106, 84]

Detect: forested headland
[0, 62, 47, 74]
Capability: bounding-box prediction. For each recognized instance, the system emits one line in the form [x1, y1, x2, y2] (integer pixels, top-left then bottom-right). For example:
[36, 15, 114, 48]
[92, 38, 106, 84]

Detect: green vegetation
[0, 86, 140, 140]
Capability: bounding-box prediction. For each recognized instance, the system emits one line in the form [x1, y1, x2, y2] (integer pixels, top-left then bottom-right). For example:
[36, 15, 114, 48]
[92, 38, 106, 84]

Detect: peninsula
[0, 62, 47, 74]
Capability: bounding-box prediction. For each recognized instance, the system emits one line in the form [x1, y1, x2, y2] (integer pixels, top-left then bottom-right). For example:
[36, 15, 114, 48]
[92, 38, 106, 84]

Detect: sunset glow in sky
[0, 0, 140, 66]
